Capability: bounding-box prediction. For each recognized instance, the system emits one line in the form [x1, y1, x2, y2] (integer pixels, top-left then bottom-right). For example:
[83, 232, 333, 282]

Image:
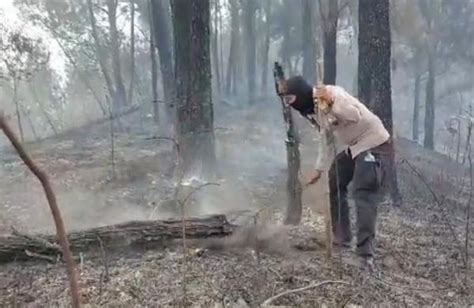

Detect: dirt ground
[0, 104, 473, 307]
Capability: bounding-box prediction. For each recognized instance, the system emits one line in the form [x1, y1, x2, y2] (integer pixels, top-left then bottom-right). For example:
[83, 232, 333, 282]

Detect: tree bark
[151, 0, 175, 121]
[13, 78, 24, 142]
[0, 215, 233, 264]
[321, 0, 338, 85]
[211, 0, 221, 98]
[412, 50, 422, 142]
[283, 108, 303, 225]
[424, 50, 435, 150]
[243, 0, 257, 103]
[275, 63, 303, 225]
[148, 0, 159, 123]
[128, 0, 136, 105]
[107, 0, 127, 108]
[302, 0, 316, 84]
[171, 0, 216, 179]
[87, 0, 116, 108]
[358, 0, 402, 206]
[260, 0, 271, 93]
[225, 0, 240, 96]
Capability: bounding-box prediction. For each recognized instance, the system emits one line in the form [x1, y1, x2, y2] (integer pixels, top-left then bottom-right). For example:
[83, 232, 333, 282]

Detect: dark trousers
[329, 147, 387, 257]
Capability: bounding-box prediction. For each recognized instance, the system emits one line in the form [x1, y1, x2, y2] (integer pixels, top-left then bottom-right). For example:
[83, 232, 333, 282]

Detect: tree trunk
[243, 0, 257, 103]
[107, 0, 127, 108]
[171, 0, 216, 179]
[148, 0, 159, 123]
[281, 1, 291, 74]
[424, 50, 435, 150]
[86, 0, 116, 108]
[128, 0, 136, 105]
[322, 0, 338, 85]
[0, 215, 233, 264]
[225, 0, 239, 96]
[274, 63, 303, 225]
[302, 0, 316, 84]
[412, 50, 422, 142]
[211, 0, 221, 98]
[283, 108, 303, 225]
[358, 0, 402, 206]
[13, 78, 24, 142]
[260, 0, 271, 93]
[151, 0, 175, 122]
[29, 82, 58, 136]
[23, 109, 38, 141]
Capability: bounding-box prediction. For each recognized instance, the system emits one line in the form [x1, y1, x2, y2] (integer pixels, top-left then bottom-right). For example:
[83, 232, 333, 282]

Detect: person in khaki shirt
[279, 76, 391, 270]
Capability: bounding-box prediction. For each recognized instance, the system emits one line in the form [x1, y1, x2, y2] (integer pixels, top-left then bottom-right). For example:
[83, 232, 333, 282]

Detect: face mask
[285, 76, 314, 116]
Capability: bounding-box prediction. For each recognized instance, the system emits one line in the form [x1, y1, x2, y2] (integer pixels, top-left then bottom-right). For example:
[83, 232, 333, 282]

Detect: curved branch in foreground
[262, 280, 349, 306]
[0, 112, 81, 308]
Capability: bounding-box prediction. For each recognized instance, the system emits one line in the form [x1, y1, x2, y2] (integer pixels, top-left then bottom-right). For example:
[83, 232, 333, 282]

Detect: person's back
[323, 85, 389, 160]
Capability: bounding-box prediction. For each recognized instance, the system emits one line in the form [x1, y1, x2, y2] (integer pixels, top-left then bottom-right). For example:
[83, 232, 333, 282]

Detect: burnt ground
[0, 102, 473, 307]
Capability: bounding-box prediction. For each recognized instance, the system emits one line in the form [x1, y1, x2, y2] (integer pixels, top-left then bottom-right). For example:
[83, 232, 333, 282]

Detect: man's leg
[329, 151, 354, 246]
[352, 151, 385, 258]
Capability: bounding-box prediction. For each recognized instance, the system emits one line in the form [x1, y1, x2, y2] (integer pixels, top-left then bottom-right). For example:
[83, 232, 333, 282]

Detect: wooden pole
[316, 61, 332, 260]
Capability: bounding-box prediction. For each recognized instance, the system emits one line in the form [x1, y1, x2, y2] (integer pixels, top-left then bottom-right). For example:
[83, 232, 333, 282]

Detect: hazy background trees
[0, 0, 472, 164]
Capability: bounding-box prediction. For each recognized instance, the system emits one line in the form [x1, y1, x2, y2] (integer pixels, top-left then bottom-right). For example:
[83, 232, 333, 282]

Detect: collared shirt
[311, 85, 390, 171]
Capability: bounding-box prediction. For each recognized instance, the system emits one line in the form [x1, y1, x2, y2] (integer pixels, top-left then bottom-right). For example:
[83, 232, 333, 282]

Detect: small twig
[465, 143, 472, 280]
[0, 112, 81, 307]
[268, 267, 283, 280]
[400, 158, 467, 268]
[97, 236, 109, 282]
[262, 280, 349, 305]
[109, 103, 116, 180]
[181, 183, 220, 205]
[371, 274, 452, 292]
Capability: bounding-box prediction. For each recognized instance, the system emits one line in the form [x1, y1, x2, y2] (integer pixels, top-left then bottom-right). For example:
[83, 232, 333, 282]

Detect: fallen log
[0, 214, 233, 264]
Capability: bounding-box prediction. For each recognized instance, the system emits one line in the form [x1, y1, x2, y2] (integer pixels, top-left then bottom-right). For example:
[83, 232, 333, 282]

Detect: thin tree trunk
[412, 51, 422, 142]
[302, 0, 316, 84]
[225, 0, 239, 96]
[128, 0, 136, 105]
[274, 63, 303, 225]
[282, 1, 291, 74]
[171, 0, 216, 179]
[243, 0, 257, 103]
[29, 82, 58, 135]
[148, 0, 159, 123]
[23, 109, 38, 140]
[87, 0, 116, 108]
[218, 0, 224, 90]
[211, 0, 221, 99]
[107, 0, 127, 108]
[151, 0, 175, 123]
[13, 78, 24, 142]
[321, 0, 338, 85]
[424, 50, 435, 150]
[261, 0, 271, 93]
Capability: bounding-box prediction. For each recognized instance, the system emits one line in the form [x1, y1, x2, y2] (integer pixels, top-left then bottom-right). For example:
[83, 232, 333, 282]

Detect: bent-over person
[279, 76, 391, 270]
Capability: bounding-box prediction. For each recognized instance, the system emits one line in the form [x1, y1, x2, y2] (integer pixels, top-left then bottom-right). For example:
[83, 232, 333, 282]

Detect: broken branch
[0, 112, 81, 308]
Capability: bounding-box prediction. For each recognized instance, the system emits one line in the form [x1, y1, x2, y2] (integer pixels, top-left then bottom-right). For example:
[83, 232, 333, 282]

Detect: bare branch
[401, 159, 467, 267]
[262, 280, 349, 305]
[0, 113, 81, 308]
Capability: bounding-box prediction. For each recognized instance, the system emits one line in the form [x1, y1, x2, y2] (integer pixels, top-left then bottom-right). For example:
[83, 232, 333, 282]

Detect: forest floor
[0, 102, 473, 307]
